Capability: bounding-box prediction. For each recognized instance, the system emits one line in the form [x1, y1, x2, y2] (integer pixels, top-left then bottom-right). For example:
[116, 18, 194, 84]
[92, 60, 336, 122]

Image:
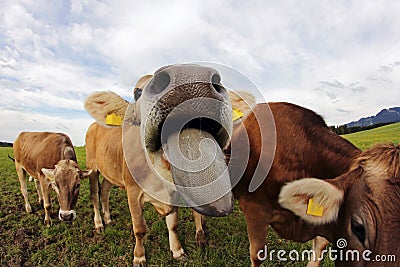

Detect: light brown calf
[85, 123, 188, 265]
[12, 132, 92, 225]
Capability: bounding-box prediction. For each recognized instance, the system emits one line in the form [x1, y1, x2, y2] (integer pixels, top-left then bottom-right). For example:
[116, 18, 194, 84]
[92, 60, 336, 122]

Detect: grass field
[342, 122, 400, 150]
[1, 123, 398, 266]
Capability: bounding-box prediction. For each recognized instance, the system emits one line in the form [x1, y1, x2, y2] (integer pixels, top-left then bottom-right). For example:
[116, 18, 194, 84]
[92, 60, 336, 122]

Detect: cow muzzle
[59, 209, 76, 222]
[124, 64, 234, 216]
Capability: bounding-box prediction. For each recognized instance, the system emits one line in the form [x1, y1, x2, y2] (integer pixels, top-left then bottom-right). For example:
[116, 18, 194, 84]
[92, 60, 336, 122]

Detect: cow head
[85, 64, 256, 217]
[279, 143, 400, 265]
[42, 159, 92, 222]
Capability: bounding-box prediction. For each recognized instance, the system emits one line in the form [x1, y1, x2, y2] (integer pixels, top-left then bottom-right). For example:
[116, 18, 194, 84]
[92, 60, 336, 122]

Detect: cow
[280, 143, 400, 266]
[86, 122, 191, 261]
[229, 102, 400, 266]
[84, 63, 241, 266]
[11, 132, 92, 225]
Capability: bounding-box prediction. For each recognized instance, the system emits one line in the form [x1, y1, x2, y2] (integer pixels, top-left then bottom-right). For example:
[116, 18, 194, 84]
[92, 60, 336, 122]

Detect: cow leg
[241, 200, 271, 267]
[100, 178, 113, 225]
[165, 210, 186, 260]
[15, 162, 31, 213]
[126, 188, 147, 267]
[307, 236, 329, 267]
[89, 171, 104, 233]
[246, 216, 269, 267]
[34, 178, 43, 206]
[192, 210, 206, 249]
[40, 179, 52, 226]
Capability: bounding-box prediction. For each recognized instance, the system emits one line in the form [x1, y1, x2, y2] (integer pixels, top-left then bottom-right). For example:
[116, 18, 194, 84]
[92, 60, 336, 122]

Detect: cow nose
[61, 213, 73, 221]
[148, 71, 171, 95]
[59, 209, 76, 222]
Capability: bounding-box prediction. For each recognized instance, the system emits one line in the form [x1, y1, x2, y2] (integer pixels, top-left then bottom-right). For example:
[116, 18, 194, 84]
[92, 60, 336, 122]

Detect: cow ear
[42, 168, 60, 193]
[228, 90, 256, 120]
[84, 91, 133, 127]
[41, 168, 55, 183]
[134, 75, 152, 91]
[279, 178, 344, 225]
[79, 169, 93, 179]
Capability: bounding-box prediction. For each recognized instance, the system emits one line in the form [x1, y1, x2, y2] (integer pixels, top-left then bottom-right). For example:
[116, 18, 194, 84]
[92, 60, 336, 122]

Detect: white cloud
[1, 0, 400, 144]
[0, 109, 94, 145]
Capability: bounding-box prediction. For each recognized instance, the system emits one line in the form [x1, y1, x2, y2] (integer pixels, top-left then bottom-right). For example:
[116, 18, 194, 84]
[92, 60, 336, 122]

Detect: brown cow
[12, 132, 92, 225]
[85, 74, 257, 267]
[85, 122, 192, 261]
[230, 102, 399, 266]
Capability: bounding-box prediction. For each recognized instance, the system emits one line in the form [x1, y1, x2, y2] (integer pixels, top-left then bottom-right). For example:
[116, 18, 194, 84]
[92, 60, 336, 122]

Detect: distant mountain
[347, 107, 400, 127]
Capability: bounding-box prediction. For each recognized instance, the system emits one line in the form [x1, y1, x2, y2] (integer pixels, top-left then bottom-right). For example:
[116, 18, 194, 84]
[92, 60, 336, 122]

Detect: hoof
[133, 256, 146, 267]
[44, 219, 52, 227]
[196, 230, 206, 249]
[26, 205, 32, 213]
[133, 261, 146, 267]
[104, 216, 112, 225]
[175, 253, 189, 262]
[95, 226, 104, 234]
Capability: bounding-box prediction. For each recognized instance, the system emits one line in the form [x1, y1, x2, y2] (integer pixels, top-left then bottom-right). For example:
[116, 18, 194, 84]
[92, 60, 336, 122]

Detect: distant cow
[230, 102, 400, 266]
[12, 132, 92, 225]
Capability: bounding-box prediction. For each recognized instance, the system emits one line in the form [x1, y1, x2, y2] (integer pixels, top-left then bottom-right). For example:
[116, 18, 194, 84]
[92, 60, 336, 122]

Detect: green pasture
[342, 122, 400, 150]
[0, 123, 398, 266]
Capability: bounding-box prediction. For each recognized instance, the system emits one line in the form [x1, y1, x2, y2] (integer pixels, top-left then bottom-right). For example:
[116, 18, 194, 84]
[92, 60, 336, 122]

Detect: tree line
[329, 122, 395, 135]
[0, 142, 13, 147]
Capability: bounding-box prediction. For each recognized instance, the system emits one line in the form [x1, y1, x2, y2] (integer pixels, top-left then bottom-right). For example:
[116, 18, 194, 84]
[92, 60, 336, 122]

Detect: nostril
[211, 73, 223, 93]
[212, 73, 221, 84]
[150, 71, 170, 95]
[66, 214, 74, 221]
[61, 214, 71, 221]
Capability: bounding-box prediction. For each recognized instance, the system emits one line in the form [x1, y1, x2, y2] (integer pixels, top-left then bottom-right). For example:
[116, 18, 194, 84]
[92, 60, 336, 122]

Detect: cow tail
[7, 154, 15, 162]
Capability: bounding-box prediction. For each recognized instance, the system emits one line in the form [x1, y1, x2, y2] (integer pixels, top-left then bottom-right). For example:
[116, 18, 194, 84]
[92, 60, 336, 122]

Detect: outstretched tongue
[164, 128, 233, 217]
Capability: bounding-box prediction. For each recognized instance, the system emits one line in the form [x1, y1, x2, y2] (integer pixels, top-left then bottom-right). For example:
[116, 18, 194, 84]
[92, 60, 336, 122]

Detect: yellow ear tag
[307, 197, 324, 217]
[105, 113, 122, 126]
[232, 108, 244, 121]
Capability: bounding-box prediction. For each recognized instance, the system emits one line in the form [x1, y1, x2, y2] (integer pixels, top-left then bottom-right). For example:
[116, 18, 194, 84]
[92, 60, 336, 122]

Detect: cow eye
[351, 218, 366, 244]
[134, 88, 142, 101]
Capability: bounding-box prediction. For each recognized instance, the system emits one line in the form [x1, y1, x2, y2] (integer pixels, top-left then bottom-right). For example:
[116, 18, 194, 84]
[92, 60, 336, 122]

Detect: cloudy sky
[1, 0, 400, 145]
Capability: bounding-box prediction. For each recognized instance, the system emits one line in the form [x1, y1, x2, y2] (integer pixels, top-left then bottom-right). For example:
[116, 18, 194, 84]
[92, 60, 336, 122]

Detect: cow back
[13, 132, 77, 177]
[232, 102, 360, 198]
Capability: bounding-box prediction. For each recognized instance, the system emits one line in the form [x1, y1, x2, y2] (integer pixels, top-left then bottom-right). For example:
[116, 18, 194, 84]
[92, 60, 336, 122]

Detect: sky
[1, 0, 400, 146]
